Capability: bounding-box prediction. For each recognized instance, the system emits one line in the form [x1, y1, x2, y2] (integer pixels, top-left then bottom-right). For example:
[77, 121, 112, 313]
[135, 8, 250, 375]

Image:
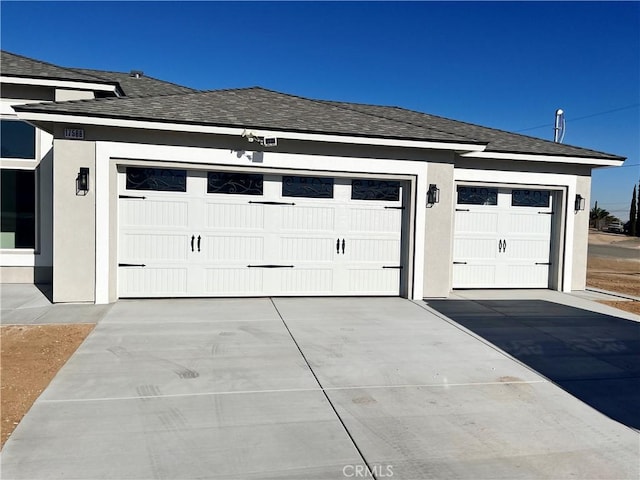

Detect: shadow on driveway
[426, 300, 640, 430]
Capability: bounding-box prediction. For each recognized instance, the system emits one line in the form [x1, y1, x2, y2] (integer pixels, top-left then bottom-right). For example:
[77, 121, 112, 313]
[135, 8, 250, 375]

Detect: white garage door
[118, 168, 404, 297]
[453, 186, 553, 288]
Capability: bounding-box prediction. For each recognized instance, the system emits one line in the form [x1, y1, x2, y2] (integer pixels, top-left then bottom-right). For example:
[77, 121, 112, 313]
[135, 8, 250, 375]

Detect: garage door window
[512, 189, 550, 207]
[207, 172, 263, 195]
[457, 186, 498, 205]
[351, 179, 400, 201]
[126, 167, 186, 192]
[282, 176, 333, 198]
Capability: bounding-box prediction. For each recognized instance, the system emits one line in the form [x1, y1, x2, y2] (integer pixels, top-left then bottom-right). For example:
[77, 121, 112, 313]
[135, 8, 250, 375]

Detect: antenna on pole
[553, 108, 565, 143]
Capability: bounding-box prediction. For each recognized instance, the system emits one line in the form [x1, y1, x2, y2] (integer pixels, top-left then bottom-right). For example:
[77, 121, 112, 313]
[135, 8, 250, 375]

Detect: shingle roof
[1, 50, 107, 83]
[1, 50, 196, 97]
[13, 85, 624, 161]
[321, 101, 624, 159]
[14, 87, 476, 144]
[71, 68, 196, 97]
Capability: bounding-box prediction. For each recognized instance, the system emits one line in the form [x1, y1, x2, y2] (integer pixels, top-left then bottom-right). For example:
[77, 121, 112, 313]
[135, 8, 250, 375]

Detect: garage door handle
[191, 235, 195, 252]
[503, 239, 507, 252]
[248, 201, 296, 206]
[336, 239, 340, 254]
[197, 235, 201, 252]
[498, 239, 503, 252]
[247, 265, 294, 268]
[342, 239, 346, 254]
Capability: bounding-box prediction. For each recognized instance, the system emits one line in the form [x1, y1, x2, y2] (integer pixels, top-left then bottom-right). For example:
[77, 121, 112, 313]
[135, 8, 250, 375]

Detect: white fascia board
[15, 111, 487, 152]
[1, 76, 117, 93]
[461, 150, 623, 167]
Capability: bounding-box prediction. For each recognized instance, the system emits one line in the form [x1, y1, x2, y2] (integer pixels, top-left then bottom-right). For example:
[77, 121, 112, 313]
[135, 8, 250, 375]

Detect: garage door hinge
[382, 265, 403, 269]
[247, 264, 295, 268]
[119, 195, 147, 199]
[118, 263, 146, 267]
[453, 261, 467, 265]
[384, 206, 405, 209]
[455, 208, 470, 212]
[535, 262, 551, 265]
[248, 201, 296, 206]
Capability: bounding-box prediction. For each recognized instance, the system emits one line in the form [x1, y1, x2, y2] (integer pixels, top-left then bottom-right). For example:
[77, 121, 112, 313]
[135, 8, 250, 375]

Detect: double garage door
[453, 186, 554, 289]
[118, 167, 404, 297]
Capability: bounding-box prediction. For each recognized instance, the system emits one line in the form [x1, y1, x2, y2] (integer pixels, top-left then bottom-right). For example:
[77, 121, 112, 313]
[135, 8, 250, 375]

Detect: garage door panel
[347, 268, 399, 294]
[281, 206, 335, 231]
[278, 268, 333, 293]
[280, 237, 335, 262]
[205, 203, 265, 230]
[505, 239, 551, 260]
[203, 235, 264, 262]
[505, 265, 549, 286]
[453, 264, 497, 288]
[119, 267, 188, 296]
[348, 208, 401, 233]
[203, 267, 264, 295]
[453, 238, 497, 260]
[120, 199, 189, 227]
[506, 213, 551, 234]
[120, 171, 403, 297]
[453, 186, 553, 289]
[455, 212, 499, 234]
[121, 233, 189, 261]
[348, 238, 400, 262]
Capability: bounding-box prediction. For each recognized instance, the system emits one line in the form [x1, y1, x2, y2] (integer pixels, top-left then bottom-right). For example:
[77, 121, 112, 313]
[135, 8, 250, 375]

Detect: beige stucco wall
[52, 138, 96, 302]
[571, 175, 591, 290]
[423, 160, 455, 297]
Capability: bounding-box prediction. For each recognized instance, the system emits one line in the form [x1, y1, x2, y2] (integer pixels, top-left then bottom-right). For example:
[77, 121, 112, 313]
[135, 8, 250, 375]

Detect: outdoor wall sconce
[574, 194, 585, 211]
[427, 184, 440, 205]
[76, 167, 89, 195]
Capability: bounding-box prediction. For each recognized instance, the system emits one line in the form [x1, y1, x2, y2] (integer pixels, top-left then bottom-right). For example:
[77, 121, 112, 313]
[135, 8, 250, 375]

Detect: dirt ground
[586, 231, 640, 315]
[0, 323, 95, 448]
[0, 231, 637, 450]
[587, 230, 640, 315]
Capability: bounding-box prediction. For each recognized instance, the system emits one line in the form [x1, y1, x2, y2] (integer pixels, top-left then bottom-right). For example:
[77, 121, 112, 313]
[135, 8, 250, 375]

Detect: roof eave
[460, 150, 625, 167]
[1, 75, 118, 93]
[14, 109, 488, 153]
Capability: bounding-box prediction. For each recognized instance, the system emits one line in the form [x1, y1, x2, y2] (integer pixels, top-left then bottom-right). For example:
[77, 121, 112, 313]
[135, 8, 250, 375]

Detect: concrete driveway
[2, 294, 638, 479]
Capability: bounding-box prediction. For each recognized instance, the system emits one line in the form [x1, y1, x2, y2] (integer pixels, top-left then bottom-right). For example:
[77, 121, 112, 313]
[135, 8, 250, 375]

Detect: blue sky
[2, 1, 639, 220]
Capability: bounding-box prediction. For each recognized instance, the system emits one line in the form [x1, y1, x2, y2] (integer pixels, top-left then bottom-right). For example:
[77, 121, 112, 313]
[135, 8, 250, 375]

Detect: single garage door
[118, 167, 404, 297]
[453, 186, 553, 288]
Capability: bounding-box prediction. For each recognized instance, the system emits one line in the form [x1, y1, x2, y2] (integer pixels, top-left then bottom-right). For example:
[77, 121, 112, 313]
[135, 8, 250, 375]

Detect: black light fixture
[574, 194, 585, 211]
[76, 167, 89, 195]
[427, 184, 440, 205]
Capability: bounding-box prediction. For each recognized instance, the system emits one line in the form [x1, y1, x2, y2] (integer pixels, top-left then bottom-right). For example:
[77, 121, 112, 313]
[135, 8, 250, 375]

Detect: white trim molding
[1, 76, 117, 93]
[460, 150, 624, 167]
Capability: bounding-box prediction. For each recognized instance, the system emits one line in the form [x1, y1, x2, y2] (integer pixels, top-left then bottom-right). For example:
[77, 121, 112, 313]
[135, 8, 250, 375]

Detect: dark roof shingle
[70, 68, 196, 97]
[1, 50, 107, 83]
[12, 82, 625, 161]
[1, 50, 196, 97]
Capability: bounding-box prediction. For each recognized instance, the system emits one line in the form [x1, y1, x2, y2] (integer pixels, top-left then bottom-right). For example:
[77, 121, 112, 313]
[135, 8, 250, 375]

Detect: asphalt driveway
[2, 295, 638, 479]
